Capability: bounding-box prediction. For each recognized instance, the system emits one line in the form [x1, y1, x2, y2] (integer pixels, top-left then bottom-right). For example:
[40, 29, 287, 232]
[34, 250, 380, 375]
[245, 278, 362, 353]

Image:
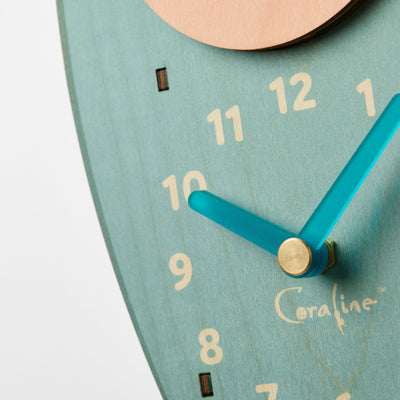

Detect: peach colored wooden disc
[144, 0, 360, 50]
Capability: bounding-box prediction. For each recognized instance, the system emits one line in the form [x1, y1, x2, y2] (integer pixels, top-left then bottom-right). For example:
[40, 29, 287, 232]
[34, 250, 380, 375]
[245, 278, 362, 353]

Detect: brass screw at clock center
[277, 238, 313, 276]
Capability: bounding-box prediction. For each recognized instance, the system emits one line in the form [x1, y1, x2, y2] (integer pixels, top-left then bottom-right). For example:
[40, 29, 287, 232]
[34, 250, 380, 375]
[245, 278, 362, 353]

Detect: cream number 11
[207, 105, 244, 145]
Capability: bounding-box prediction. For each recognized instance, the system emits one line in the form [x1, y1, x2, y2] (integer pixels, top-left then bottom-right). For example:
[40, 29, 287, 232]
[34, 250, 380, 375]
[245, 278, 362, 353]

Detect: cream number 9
[168, 253, 192, 291]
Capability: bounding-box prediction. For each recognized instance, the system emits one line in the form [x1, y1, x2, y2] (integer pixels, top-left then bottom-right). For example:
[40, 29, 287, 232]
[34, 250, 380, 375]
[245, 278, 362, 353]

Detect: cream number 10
[162, 171, 207, 210]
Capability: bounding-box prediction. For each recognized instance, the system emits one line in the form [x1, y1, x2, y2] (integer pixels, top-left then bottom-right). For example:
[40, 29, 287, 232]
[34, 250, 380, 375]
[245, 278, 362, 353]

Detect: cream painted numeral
[269, 77, 287, 114]
[290, 73, 317, 111]
[207, 109, 224, 145]
[162, 175, 179, 210]
[269, 73, 316, 114]
[255, 383, 278, 399]
[255, 384, 349, 400]
[336, 393, 351, 400]
[225, 105, 244, 142]
[199, 328, 223, 365]
[163, 171, 207, 210]
[183, 171, 207, 201]
[207, 105, 243, 145]
[169, 253, 192, 290]
[357, 78, 376, 117]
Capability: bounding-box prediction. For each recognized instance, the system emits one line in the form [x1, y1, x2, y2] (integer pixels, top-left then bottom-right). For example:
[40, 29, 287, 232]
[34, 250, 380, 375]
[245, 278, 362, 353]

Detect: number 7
[255, 383, 278, 399]
[255, 384, 350, 400]
[336, 393, 351, 400]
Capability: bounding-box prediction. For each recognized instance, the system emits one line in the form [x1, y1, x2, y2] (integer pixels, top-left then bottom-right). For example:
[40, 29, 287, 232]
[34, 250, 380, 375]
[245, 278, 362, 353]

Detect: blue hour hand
[188, 191, 331, 277]
[188, 190, 294, 256]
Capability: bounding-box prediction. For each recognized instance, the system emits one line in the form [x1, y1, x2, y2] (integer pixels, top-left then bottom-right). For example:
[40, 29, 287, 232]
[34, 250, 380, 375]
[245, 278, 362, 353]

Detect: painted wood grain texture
[57, 0, 400, 399]
[144, 0, 363, 49]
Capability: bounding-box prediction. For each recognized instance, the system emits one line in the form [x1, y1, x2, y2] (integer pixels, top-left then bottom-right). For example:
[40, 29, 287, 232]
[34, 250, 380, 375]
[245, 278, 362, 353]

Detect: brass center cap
[277, 238, 312, 276]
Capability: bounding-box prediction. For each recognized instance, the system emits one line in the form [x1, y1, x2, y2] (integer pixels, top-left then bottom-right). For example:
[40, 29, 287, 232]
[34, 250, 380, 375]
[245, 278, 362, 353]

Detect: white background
[0, 2, 162, 399]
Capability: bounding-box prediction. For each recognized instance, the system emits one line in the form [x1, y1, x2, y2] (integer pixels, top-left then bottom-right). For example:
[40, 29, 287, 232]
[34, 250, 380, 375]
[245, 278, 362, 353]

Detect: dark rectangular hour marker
[199, 373, 214, 397]
[156, 67, 169, 91]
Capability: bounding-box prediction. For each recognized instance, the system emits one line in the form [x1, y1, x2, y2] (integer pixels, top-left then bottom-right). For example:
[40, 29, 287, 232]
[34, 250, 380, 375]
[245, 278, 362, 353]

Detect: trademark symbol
[377, 287, 386, 293]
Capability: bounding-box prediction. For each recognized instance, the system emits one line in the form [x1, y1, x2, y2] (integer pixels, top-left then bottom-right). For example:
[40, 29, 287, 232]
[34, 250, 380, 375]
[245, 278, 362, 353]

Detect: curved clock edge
[56, 2, 166, 399]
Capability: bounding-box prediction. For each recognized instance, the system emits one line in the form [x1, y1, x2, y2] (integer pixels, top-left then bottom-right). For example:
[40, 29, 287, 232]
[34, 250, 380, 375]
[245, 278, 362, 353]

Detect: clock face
[58, 1, 400, 399]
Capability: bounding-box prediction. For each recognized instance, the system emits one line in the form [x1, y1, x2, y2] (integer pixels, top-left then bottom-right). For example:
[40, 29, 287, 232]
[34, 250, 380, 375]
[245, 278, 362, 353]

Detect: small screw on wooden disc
[277, 238, 312, 276]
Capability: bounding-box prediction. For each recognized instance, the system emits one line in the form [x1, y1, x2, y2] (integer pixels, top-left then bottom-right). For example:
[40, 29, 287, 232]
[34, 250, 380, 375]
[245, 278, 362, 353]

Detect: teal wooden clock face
[58, 1, 400, 399]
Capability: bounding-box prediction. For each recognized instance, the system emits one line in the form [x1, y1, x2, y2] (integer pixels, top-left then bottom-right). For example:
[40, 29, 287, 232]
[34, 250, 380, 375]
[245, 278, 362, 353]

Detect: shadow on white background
[0, 2, 162, 399]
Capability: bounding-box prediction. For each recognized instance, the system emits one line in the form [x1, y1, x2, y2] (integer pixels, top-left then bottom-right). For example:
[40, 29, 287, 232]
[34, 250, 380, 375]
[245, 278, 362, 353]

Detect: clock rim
[56, 2, 167, 399]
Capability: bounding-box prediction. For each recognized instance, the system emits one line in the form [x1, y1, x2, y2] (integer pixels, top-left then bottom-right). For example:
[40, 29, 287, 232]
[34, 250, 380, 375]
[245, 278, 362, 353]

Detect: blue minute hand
[299, 94, 400, 251]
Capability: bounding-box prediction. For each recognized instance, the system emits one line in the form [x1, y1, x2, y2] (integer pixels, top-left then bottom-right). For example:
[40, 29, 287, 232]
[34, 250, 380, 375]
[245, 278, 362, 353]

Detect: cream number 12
[269, 72, 317, 114]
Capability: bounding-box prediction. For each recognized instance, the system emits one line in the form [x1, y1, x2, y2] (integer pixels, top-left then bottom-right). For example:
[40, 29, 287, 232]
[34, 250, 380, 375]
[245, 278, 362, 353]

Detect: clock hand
[299, 94, 400, 251]
[189, 190, 332, 277]
[188, 190, 293, 256]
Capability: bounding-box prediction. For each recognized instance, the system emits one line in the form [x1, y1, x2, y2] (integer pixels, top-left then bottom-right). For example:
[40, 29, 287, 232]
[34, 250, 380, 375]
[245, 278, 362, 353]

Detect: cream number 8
[199, 328, 223, 365]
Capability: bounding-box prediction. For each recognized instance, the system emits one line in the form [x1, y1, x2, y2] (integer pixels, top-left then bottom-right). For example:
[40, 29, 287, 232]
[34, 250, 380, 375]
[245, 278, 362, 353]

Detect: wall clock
[57, 1, 400, 399]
